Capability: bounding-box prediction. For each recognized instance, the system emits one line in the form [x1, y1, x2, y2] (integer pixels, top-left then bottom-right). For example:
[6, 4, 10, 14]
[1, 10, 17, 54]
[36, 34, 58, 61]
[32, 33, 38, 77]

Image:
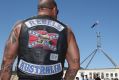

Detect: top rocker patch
[25, 19, 65, 32]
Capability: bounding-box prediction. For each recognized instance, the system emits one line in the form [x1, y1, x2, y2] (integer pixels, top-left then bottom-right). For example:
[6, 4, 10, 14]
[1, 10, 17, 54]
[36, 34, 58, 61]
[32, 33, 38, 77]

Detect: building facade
[64, 68, 119, 80]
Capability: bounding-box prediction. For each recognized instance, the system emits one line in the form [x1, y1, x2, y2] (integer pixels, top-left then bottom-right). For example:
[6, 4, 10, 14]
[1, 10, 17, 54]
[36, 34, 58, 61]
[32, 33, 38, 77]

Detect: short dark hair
[38, 0, 58, 15]
[38, 0, 57, 9]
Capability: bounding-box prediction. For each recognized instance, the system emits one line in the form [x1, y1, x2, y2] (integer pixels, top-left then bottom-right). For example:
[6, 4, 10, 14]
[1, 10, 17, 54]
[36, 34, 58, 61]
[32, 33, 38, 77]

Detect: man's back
[0, 0, 80, 80]
[17, 15, 68, 80]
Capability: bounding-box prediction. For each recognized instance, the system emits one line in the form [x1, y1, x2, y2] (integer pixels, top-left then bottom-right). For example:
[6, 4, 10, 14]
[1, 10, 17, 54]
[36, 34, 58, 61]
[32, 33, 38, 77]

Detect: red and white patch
[28, 30, 59, 51]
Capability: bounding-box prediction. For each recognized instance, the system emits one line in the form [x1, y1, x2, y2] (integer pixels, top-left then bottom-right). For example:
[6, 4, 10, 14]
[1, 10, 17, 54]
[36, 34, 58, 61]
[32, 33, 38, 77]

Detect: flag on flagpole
[91, 21, 99, 28]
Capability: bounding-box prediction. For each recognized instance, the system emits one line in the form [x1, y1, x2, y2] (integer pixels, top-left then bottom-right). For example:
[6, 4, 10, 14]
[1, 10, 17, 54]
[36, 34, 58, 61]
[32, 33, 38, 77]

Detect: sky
[0, 0, 119, 69]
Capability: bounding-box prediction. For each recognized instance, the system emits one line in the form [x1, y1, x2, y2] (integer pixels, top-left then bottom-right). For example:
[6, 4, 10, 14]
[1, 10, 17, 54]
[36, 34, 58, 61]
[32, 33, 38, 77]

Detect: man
[95, 74, 101, 80]
[0, 0, 80, 80]
[76, 77, 79, 80]
[85, 75, 88, 80]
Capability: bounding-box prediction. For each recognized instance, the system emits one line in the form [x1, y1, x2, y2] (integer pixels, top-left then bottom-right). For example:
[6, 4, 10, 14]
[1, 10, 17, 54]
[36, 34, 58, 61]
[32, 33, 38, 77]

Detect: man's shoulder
[13, 20, 23, 28]
[56, 19, 67, 26]
[24, 15, 37, 21]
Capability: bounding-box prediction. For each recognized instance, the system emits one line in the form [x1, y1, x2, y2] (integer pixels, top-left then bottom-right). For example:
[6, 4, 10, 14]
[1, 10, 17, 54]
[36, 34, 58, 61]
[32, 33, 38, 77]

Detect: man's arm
[64, 28, 80, 80]
[0, 22, 22, 80]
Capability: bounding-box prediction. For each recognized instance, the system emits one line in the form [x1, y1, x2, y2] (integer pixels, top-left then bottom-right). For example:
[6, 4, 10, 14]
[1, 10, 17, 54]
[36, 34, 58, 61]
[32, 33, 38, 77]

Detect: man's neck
[38, 14, 57, 19]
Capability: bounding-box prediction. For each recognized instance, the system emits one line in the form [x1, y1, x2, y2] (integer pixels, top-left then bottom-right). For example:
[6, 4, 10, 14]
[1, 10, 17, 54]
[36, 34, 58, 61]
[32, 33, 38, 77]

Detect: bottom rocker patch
[18, 59, 62, 75]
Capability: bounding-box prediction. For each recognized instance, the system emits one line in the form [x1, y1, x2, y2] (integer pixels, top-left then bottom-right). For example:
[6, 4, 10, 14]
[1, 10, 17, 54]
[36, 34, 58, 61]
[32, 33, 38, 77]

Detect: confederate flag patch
[28, 30, 59, 51]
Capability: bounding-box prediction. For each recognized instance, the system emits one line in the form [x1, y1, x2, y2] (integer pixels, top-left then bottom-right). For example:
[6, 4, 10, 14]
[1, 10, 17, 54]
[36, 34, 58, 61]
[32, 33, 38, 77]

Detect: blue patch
[18, 59, 62, 75]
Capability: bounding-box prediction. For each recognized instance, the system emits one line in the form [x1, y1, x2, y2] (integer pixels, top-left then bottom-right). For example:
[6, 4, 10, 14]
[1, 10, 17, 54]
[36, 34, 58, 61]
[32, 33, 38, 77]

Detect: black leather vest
[17, 16, 68, 80]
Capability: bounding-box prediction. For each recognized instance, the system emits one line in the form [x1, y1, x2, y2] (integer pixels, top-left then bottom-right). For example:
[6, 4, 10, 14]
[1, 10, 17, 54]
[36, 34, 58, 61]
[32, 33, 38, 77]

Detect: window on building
[89, 72, 92, 79]
[111, 78, 114, 80]
[106, 73, 109, 77]
[93, 73, 96, 79]
[81, 73, 84, 79]
[101, 73, 104, 79]
[110, 73, 113, 77]
[115, 73, 118, 77]
[97, 72, 100, 76]
[106, 78, 110, 80]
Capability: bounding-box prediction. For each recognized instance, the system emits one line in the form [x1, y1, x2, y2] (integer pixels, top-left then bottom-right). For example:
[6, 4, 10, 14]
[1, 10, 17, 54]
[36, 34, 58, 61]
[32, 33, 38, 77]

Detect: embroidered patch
[25, 19, 65, 31]
[50, 53, 58, 61]
[28, 30, 59, 51]
[18, 59, 62, 75]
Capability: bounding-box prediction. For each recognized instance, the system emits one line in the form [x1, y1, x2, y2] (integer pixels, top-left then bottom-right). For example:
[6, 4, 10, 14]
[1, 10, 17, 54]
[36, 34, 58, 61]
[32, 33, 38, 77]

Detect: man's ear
[53, 7, 58, 16]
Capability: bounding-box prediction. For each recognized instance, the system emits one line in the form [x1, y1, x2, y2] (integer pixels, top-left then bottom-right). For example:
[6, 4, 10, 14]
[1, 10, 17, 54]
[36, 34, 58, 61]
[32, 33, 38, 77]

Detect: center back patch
[28, 30, 59, 51]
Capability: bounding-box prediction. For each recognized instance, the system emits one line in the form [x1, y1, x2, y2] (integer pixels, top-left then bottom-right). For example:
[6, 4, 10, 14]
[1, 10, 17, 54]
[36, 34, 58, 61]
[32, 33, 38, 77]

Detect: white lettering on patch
[18, 59, 62, 75]
[25, 19, 65, 31]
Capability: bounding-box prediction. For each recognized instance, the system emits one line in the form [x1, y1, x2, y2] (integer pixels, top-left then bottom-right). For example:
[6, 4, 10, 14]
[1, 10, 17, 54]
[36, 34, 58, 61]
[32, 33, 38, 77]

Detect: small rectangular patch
[50, 53, 58, 61]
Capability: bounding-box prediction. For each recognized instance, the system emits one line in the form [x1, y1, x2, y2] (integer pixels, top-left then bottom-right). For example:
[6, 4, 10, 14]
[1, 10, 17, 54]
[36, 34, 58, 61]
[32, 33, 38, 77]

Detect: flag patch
[28, 30, 59, 51]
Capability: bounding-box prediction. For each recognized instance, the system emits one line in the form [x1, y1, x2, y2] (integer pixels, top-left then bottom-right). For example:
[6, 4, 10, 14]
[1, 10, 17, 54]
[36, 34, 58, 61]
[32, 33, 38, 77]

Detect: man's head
[38, 0, 58, 18]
